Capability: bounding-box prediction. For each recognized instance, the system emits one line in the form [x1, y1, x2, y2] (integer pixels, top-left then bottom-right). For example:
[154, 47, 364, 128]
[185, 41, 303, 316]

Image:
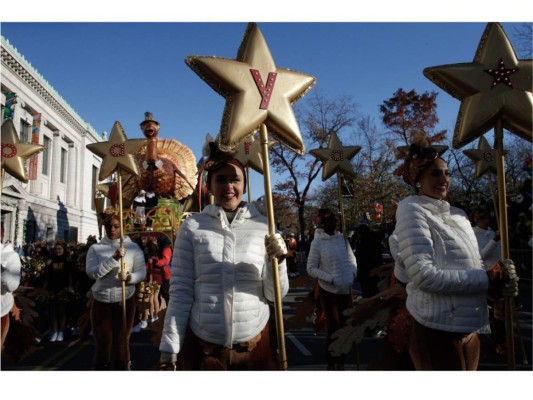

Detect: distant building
[1, 36, 103, 246]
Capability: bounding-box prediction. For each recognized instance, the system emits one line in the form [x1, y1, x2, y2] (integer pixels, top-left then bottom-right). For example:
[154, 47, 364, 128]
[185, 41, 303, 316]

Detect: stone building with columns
[1, 36, 103, 247]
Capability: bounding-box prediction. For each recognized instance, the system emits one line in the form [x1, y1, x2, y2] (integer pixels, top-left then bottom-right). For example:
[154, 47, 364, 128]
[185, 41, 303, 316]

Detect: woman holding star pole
[158, 141, 289, 370]
[392, 133, 519, 370]
[85, 207, 146, 370]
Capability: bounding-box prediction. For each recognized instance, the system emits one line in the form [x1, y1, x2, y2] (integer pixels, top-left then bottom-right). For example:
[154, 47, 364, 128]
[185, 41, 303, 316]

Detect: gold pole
[494, 119, 515, 370]
[247, 165, 252, 204]
[336, 173, 347, 237]
[488, 174, 500, 230]
[259, 123, 288, 371]
[117, 169, 128, 336]
[336, 173, 361, 369]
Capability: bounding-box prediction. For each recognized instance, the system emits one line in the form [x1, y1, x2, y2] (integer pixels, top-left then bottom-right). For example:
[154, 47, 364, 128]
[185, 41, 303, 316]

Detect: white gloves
[264, 233, 288, 260]
[501, 259, 519, 297]
[118, 269, 131, 282]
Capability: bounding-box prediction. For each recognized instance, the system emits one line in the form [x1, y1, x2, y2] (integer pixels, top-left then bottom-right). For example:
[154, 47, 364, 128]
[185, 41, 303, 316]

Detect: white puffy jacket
[159, 203, 289, 354]
[388, 233, 409, 284]
[86, 236, 146, 303]
[306, 229, 357, 295]
[1, 242, 21, 318]
[396, 195, 490, 334]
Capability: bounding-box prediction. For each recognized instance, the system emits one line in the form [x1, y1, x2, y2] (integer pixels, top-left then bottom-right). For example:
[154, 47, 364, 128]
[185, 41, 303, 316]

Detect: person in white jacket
[306, 208, 357, 370]
[85, 208, 146, 370]
[1, 223, 21, 352]
[393, 138, 518, 370]
[159, 142, 288, 370]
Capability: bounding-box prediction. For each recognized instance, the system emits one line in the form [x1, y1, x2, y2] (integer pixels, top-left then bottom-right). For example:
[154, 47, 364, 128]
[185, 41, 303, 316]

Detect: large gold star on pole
[463, 135, 498, 179]
[1, 118, 44, 183]
[424, 22, 532, 149]
[233, 133, 275, 174]
[309, 132, 361, 181]
[86, 121, 145, 181]
[186, 23, 316, 155]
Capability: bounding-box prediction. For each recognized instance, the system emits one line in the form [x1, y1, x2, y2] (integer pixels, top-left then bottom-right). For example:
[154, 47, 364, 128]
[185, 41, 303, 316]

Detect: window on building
[42, 136, 51, 175]
[60, 148, 67, 183]
[19, 119, 31, 143]
[91, 166, 98, 211]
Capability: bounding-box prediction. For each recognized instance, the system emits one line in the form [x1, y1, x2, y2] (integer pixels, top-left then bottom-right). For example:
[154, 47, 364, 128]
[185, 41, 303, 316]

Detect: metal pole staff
[494, 119, 515, 370]
[259, 123, 288, 370]
[247, 165, 252, 204]
[117, 169, 128, 336]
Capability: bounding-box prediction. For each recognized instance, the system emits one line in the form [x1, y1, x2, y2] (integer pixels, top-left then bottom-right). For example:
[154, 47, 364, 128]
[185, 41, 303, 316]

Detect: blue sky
[1, 4, 529, 200]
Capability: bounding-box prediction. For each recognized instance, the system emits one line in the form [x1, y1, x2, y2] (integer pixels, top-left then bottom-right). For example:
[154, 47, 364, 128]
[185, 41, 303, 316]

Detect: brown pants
[179, 321, 278, 370]
[1, 313, 10, 353]
[409, 319, 480, 370]
[319, 287, 353, 369]
[90, 296, 136, 370]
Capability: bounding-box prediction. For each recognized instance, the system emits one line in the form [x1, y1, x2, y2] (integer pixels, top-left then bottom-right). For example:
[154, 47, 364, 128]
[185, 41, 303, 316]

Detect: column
[66, 143, 77, 207]
[49, 130, 62, 201]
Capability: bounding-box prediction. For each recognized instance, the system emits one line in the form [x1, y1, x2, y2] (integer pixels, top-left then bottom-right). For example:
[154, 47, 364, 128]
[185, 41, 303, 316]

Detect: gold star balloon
[424, 22, 532, 149]
[1, 118, 44, 183]
[86, 121, 146, 181]
[309, 131, 361, 181]
[233, 133, 275, 174]
[186, 23, 316, 155]
[463, 135, 498, 179]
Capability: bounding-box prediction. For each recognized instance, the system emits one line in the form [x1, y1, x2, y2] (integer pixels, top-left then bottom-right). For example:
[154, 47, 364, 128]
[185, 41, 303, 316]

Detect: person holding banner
[158, 142, 289, 370]
[392, 138, 518, 370]
[85, 207, 146, 370]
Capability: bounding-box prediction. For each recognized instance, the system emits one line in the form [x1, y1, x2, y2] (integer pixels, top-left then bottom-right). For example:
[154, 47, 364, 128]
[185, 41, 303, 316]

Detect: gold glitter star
[424, 22, 532, 149]
[1, 118, 44, 183]
[186, 23, 316, 155]
[86, 121, 146, 181]
[309, 132, 361, 181]
[463, 135, 498, 179]
[233, 133, 275, 174]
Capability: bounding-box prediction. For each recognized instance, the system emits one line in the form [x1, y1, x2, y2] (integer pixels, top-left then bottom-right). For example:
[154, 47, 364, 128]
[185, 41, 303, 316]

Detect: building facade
[1, 36, 103, 247]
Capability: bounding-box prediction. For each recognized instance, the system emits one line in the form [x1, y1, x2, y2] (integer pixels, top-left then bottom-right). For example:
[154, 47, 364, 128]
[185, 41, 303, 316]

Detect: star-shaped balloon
[309, 132, 361, 181]
[86, 121, 146, 181]
[424, 22, 532, 149]
[1, 118, 44, 183]
[186, 22, 316, 155]
[233, 133, 275, 174]
[463, 135, 498, 179]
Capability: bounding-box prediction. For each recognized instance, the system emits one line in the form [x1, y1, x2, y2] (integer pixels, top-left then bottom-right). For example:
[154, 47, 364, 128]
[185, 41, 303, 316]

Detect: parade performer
[306, 208, 357, 370]
[158, 142, 288, 370]
[1, 223, 22, 352]
[85, 207, 146, 370]
[392, 136, 518, 370]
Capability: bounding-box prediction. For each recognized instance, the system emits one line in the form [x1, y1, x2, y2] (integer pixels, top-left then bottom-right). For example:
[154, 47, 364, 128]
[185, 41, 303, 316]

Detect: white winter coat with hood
[395, 195, 490, 334]
[159, 203, 289, 354]
[1, 242, 21, 318]
[306, 229, 357, 295]
[86, 236, 146, 303]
